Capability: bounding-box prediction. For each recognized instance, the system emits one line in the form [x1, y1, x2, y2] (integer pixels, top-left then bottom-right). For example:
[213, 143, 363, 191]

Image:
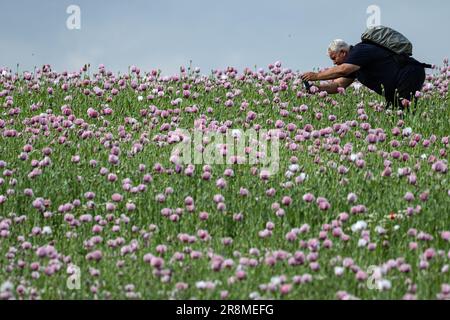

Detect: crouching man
[302, 39, 427, 109]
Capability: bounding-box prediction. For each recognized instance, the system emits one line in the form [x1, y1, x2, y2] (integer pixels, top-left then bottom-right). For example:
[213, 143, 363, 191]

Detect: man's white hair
[328, 39, 350, 53]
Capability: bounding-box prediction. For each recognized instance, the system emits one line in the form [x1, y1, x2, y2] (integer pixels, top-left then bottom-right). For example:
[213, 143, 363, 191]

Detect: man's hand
[301, 72, 318, 82]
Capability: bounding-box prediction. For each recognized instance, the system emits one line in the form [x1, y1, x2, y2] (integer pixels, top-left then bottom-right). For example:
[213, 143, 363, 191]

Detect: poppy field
[0, 61, 449, 300]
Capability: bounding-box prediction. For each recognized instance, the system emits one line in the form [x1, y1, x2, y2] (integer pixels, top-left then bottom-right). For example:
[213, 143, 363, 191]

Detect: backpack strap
[420, 63, 433, 69]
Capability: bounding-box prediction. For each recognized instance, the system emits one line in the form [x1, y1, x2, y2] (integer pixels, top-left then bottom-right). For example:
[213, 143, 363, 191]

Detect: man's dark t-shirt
[344, 42, 425, 105]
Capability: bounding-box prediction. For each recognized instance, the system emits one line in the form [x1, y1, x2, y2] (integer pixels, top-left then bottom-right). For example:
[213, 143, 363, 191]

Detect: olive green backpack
[361, 26, 432, 68]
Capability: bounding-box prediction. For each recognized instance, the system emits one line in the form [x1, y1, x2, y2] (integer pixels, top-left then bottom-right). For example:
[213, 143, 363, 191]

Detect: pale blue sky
[1, 0, 448, 75]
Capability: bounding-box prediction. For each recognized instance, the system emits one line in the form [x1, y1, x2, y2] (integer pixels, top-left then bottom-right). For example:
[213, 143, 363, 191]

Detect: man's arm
[317, 77, 354, 94]
[302, 64, 360, 81]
